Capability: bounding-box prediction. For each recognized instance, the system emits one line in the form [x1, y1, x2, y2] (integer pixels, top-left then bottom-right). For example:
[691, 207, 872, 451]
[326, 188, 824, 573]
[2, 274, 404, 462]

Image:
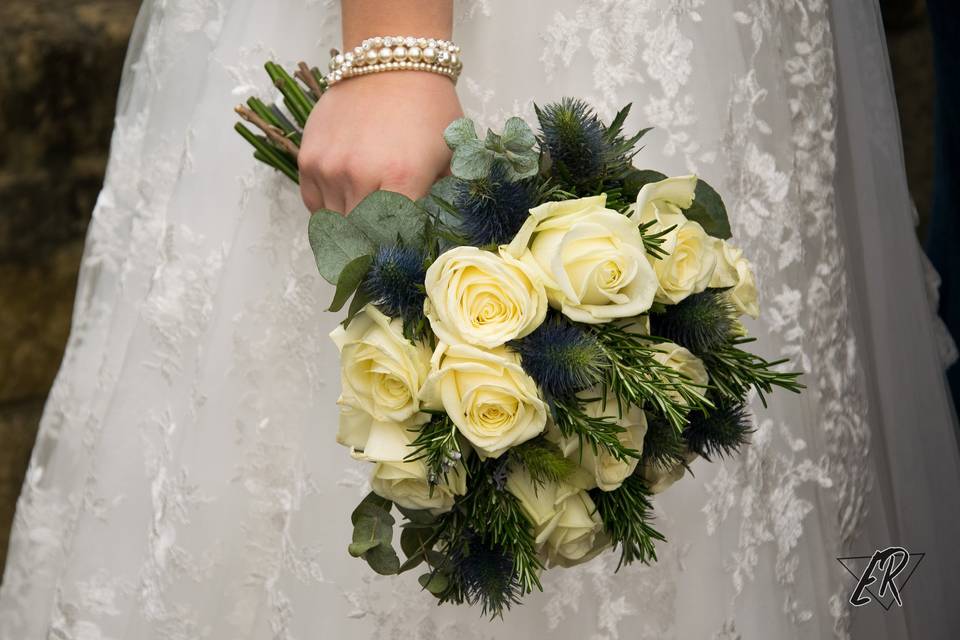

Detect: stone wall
[0, 0, 141, 572]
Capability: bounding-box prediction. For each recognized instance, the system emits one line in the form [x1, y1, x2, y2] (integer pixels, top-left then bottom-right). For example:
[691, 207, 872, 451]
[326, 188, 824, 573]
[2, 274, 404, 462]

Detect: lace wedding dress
[3, 0, 960, 638]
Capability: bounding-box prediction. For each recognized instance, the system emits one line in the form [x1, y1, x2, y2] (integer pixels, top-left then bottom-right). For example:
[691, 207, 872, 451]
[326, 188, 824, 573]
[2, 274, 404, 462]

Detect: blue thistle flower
[448, 530, 522, 617]
[364, 245, 426, 323]
[535, 98, 608, 183]
[510, 315, 606, 398]
[454, 163, 538, 246]
[650, 289, 736, 356]
[683, 400, 753, 461]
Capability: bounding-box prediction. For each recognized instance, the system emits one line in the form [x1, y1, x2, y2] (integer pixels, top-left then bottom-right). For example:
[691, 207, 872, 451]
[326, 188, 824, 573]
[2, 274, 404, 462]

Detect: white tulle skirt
[2, 1, 959, 638]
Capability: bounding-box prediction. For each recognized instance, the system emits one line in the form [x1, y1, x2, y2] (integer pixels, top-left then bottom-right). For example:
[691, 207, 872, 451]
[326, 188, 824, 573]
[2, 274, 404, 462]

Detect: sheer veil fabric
[2, 1, 960, 638]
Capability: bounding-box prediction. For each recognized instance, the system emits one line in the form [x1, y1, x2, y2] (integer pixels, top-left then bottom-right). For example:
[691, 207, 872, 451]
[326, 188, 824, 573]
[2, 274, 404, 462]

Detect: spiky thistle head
[683, 399, 753, 461]
[536, 98, 608, 183]
[639, 411, 688, 471]
[454, 162, 538, 246]
[649, 289, 737, 356]
[446, 530, 523, 618]
[363, 245, 427, 323]
[510, 315, 606, 399]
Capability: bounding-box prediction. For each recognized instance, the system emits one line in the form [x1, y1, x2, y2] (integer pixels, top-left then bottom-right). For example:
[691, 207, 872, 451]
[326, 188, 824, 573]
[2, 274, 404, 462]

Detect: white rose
[709, 239, 760, 318]
[633, 176, 717, 304]
[548, 395, 648, 492]
[370, 459, 467, 512]
[353, 410, 466, 513]
[640, 451, 697, 494]
[330, 306, 431, 452]
[424, 343, 547, 459]
[424, 246, 547, 349]
[504, 194, 658, 324]
[651, 342, 710, 402]
[506, 469, 604, 566]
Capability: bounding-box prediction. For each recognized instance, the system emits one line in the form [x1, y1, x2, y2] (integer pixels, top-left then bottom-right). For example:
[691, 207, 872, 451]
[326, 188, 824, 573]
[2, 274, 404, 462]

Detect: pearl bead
[353, 46, 363, 58]
[427, 38, 437, 47]
[372, 37, 383, 47]
[404, 36, 416, 47]
[437, 50, 451, 65]
[392, 45, 407, 61]
[334, 54, 344, 65]
[450, 53, 459, 68]
[417, 37, 428, 47]
[383, 36, 394, 47]
[422, 47, 437, 63]
[378, 47, 393, 62]
[362, 40, 372, 51]
[407, 46, 422, 62]
[365, 50, 379, 64]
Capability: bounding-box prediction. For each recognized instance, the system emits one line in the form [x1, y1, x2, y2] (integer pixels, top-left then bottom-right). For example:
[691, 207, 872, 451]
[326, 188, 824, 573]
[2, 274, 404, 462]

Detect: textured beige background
[0, 0, 936, 574]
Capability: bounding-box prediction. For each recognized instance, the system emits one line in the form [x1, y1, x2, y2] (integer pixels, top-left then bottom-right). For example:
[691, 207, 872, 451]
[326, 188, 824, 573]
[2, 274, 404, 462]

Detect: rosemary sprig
[590, 474, 665, 569]
[404, 412, 463, 486]
[705, 337, 804, 406]
[590, 323, 714, 431]
[552, 396, 642, 462]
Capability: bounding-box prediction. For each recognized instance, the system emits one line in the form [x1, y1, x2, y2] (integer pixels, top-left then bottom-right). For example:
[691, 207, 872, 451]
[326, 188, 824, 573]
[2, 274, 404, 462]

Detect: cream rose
[330, 305, 431, 452]
[640, 451, 697, 494]
[423, 246, 547, 349]
[651, 342, 710, 402]
[548, 395, 648, 492]
[633, 176, 717, 304]
[355, 414, 466, 512]
[370, 459, 467, 512]
[709, 239, 760, 318]
[424, 343, 547, 458]
[506, 469, 603, 566]
[504, 195, 658, 324]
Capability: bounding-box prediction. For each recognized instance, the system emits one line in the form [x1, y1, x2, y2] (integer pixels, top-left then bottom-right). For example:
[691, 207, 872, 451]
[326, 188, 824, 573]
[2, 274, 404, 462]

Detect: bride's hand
[298, 72, 463, 214]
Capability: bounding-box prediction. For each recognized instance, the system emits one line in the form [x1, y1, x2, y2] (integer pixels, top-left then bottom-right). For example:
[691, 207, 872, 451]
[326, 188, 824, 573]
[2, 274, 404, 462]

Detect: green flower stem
[233, 123, 299, 183]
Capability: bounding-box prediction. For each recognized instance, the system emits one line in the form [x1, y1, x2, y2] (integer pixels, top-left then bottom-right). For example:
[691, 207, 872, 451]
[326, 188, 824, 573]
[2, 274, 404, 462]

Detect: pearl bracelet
[325, 36, 462, 86]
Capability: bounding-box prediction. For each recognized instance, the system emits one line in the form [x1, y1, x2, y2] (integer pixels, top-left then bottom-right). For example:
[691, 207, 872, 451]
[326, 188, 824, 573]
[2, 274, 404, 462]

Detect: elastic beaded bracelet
[325, 35, 462, 86]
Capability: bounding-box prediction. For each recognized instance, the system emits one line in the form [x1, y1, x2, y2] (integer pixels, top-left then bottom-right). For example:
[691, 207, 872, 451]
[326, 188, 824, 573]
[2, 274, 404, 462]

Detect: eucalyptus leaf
[308, 209, 375, 284]
[484, 129, 503, 150]
[450, 139, 494, 180]
[685, 179, 732, 239]
[347, 191, 425, 249]
[351, 492, 393, 525]
[396, 505, 437, 525]
[444, 117, 478, 148]
[364, 542, 401, 575]
[328, 254, 372, 312]
[418, 572, 450, 595]
[501, 117, 536, 153]
[343, 284, 372, 328]
[400, 526, 434, 560]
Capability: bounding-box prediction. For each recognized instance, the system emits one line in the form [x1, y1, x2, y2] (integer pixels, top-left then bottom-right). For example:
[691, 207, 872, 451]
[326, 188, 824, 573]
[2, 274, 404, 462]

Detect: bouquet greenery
[235, 61, 802, 617]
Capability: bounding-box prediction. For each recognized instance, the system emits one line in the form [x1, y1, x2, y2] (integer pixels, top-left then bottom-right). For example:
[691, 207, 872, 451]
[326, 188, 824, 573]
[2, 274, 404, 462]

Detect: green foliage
[443, 117, 539, 181]
[589, 323, 714, 431]
[307, 190, 425, 284]
[650, 289, 737, 356]
[509, 438, 578, 486]
[704, 337, 805, 406]
[686, 179, 732, 239]
[328, 254, 372, 312]
[590, 474, 665, 569]
[552, 397, 642, 463]
[404, 413, 463, 486]
[348, 493, 400, 575]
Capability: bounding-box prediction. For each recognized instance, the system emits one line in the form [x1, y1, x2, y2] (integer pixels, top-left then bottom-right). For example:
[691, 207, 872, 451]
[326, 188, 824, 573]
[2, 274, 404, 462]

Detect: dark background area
[0, 0, 937, 573]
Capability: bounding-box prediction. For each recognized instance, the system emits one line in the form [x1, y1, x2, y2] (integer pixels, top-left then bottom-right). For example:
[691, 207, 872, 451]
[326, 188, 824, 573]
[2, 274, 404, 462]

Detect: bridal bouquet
[235, 62, 802, 616]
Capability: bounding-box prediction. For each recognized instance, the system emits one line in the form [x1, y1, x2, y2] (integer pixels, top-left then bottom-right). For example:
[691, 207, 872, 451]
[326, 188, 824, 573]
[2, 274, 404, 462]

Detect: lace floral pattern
[0, 1, 913, 638]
